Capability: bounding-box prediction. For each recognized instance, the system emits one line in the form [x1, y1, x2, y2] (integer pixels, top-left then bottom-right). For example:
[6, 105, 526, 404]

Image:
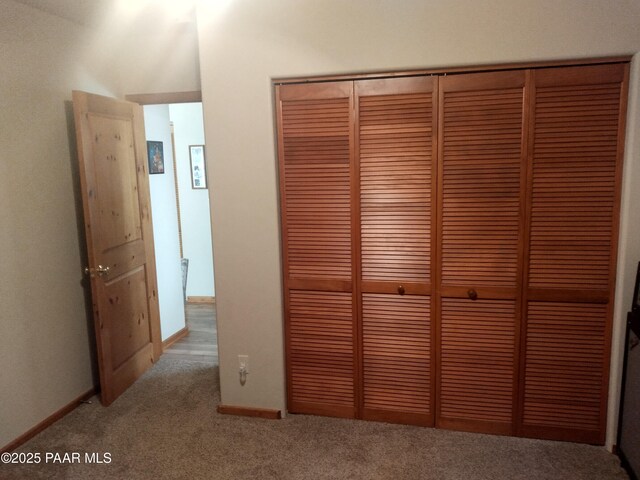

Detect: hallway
[163, 303, 217, 365]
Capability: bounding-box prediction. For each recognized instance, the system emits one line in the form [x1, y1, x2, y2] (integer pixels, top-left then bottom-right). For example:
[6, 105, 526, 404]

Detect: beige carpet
[3, 358, 629, 479]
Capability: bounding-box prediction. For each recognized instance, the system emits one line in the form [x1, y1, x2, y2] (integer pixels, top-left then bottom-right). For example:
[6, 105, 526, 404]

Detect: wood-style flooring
[163, 303, 218, 365]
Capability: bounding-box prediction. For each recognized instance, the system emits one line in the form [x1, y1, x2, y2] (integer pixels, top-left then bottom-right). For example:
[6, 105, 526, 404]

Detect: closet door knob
[467, 289, 478, 301]
[398, 285, 405, 296]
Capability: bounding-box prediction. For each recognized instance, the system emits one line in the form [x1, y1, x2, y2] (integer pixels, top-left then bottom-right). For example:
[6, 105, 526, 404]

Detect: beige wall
[0, 0, 200, 448]
[196, 0, 640, 449]
[0, 0, 115, 447]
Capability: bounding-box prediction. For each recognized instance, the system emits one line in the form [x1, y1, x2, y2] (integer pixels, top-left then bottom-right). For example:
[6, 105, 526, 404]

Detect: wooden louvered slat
[282, 95, 352, 281]
[362, 293, 431, 424]
[440, 82, 524, 288]
[358, 82, 433, 284]
[528, 81, 621, 291]
[439, 298, 516, 433]
[289, 290, 355, 415]
[521, 302, 606, 439]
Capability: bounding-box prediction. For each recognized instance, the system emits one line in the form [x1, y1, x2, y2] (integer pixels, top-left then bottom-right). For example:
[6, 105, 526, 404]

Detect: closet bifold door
[276, 81, 357, 418]
[519, 63, 629, 444]
[437, 71, 527, 435]
[355, 77, 437, 426]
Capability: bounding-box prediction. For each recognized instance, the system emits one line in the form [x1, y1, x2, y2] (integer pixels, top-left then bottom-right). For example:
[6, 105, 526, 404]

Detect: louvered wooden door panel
[522, 302, 607, 439]
[437, 71, 527, 434]
[356, 77, 436, 425]
[362, 293, 431, 424]
[277, 82, 357, 418]
[289, 290, 354, 414]
[440, 298, 516, 433]
[519, 64, 628, 443]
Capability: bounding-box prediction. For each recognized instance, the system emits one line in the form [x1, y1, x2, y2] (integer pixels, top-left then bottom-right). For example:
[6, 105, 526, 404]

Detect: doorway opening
[129, 91, 217, 366]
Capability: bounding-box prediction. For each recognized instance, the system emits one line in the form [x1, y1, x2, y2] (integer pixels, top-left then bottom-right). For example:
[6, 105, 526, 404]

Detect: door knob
[398, 285, 405, 296]
[96, 265, 110, 277]
[467, 289, 478, 301]
[84, 265, 110, 277]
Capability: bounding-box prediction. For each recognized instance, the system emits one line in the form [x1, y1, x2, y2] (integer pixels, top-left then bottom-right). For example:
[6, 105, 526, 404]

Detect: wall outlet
[238, 354, 249, 373]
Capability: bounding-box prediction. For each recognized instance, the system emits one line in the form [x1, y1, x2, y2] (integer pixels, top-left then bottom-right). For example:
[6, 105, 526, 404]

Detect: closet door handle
[398, 285, 406, 296]
[467, 289, 478, 301]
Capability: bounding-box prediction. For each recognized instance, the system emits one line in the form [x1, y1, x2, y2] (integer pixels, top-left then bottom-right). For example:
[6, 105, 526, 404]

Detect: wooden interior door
[518, 63, 628, 443]
[73, 91, 161, 406]
[276, 82, 357, 418]
[436, 71, 527, 434]
[355, 77, 437, 425]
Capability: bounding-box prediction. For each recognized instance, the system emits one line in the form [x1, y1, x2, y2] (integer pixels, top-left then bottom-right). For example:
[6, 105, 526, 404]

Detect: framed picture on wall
[189, 144, 207, 189]
[147, 141, 165, 174]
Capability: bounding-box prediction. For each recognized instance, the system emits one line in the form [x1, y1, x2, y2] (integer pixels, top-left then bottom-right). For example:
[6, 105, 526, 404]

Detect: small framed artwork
[147, 141, 165, 174]
[189, 145, 207, 189]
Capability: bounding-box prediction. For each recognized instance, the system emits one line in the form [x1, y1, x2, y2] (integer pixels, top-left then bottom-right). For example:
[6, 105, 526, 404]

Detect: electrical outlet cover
[238, 354, 249, 372]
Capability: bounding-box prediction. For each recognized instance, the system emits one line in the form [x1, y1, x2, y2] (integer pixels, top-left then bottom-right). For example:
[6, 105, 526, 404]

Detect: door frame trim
[125, 91, 202, 105]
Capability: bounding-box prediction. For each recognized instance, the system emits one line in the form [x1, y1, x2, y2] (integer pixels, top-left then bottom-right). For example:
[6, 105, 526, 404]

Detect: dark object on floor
[617, 298, 640, 480]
